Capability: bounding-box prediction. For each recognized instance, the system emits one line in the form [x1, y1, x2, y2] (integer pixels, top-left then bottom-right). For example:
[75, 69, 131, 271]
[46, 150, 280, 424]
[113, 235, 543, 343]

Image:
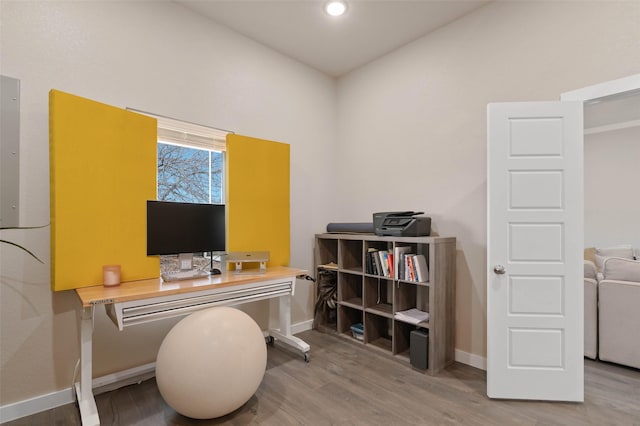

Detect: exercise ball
[155, 306, 267, 419]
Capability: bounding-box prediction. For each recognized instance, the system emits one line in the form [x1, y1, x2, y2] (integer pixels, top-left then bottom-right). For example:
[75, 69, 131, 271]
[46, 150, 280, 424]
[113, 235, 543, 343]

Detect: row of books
[365, 247, 429, 282]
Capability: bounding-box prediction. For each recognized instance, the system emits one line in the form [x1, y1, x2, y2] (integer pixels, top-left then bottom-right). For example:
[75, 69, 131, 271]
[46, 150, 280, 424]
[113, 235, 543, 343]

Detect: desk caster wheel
[303, 352, 310, 363]
[266, 336, 275, 346]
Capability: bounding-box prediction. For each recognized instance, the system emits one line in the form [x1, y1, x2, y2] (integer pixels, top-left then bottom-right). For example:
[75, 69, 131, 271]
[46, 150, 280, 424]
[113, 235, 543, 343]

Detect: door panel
[510, 276, 564, 315]
[509, 223, 563, 261]
[487, 101, 583, 401]
[510, 171, 563, 209]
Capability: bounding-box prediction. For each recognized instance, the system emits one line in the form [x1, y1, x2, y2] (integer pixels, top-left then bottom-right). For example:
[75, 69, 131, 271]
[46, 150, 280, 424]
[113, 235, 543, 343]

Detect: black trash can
[410, 329, 429, 370]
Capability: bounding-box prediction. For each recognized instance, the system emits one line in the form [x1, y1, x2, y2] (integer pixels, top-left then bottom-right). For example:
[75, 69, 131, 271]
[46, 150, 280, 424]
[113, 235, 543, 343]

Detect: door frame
[561, 74, 640, 103]
[562, 73, 640, 255]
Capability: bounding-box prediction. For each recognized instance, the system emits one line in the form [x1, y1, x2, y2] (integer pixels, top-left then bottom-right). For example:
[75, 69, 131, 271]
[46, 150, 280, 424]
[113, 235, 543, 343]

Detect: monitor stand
[178, 253, 194, 271]
[225, 251, 269, 275]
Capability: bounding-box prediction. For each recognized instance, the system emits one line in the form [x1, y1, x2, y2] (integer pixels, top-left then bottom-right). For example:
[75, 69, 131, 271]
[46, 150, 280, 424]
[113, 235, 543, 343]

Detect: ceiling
[175, 0, 490, 77]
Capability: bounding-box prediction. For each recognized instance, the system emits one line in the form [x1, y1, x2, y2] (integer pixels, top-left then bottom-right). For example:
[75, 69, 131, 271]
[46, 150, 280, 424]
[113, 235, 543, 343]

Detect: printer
[373, 211, 431, 237]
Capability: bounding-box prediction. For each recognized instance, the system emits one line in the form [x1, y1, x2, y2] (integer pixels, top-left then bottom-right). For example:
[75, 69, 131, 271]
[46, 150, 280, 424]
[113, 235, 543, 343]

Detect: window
[129, 109, 229, 204]
[155, 115, 228, 204]
[157, 142, 223, 203]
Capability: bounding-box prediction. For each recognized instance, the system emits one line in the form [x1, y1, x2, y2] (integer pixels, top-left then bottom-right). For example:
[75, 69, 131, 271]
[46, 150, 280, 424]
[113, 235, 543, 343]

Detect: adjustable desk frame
[74, 267, 309, 426]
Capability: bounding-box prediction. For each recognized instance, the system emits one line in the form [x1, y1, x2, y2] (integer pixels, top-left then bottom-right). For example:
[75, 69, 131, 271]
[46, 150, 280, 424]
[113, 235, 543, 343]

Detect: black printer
[373, 211, 431, 237]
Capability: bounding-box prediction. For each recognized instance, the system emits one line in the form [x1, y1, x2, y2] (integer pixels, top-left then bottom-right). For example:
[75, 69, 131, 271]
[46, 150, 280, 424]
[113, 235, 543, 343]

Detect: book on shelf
[413, 254, 429, 282]
[400, 253, 428, 282]
[373, 254, 380, 275]
[378, 250, 390, 277]
[406, 255, 416, 281]
[394, 246, 411, 280]
[369, 248, 381, 275]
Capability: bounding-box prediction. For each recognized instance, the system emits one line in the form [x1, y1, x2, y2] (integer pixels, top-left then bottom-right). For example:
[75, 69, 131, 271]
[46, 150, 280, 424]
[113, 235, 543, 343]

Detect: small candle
[103, 265, 121, 286]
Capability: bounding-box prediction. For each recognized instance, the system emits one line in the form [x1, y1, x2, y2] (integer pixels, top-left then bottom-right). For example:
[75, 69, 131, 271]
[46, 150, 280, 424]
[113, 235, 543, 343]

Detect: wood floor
[6, 329, 640, 425]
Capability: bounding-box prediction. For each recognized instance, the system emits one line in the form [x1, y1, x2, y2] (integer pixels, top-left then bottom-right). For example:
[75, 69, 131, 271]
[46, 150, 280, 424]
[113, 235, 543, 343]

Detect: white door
[487, 101, 584, 401]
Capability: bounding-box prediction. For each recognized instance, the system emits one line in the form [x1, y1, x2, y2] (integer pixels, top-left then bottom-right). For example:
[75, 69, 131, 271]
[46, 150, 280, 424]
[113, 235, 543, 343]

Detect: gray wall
[585, 127, 640, 251]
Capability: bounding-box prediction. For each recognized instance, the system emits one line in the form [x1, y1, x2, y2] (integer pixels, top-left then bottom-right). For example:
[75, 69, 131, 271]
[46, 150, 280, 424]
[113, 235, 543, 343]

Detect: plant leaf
[0, 224, 49, 231]
[0, 239, 45, 263]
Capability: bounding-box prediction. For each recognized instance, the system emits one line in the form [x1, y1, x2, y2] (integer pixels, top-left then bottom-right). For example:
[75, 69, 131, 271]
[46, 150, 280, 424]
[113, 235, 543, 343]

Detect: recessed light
[325, 1, 347, 17]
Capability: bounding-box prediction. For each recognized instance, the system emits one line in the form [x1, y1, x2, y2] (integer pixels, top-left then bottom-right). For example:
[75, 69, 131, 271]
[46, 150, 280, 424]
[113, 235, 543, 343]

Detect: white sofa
[584, 244, 639, 369]
[584, 260, 598, 360]
[598, 257, 640, 369]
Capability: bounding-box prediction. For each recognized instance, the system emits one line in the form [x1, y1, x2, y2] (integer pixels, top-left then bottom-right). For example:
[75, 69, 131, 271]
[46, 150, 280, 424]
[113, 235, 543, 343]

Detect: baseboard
[0, 362, 156, 424]
[455, 349, 487, 371]
[92, 362, 156, 395]
[291, 318, 313, 334]
[0, 387, 75, 424]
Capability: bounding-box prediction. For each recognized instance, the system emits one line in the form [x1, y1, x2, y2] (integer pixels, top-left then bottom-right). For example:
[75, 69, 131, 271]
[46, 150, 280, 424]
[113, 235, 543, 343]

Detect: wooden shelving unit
[314, 233, 456, 375]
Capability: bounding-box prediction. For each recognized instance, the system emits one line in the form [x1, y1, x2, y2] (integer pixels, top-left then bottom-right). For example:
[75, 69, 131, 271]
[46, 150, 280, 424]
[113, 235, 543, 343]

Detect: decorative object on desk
[155, 306, 267, 419]
[102, 265, 121, 286]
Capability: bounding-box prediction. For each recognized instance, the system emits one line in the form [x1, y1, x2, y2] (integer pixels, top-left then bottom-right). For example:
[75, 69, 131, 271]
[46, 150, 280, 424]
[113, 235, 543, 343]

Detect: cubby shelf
[314, 233, 456, 374]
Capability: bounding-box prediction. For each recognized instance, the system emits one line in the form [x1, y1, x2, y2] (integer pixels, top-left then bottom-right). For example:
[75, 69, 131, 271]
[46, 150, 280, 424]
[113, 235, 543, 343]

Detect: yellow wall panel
[226, 134, 290, 267]
[49, 90, 159, 291]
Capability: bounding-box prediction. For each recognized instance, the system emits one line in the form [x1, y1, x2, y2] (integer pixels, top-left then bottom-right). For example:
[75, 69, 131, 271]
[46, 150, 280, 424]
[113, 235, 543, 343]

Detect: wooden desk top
[75, 266, 307, 308]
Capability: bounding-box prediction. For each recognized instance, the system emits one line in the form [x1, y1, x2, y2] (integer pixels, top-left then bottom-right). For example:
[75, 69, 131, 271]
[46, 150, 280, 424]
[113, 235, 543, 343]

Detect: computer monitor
[146, 200, 226, 271]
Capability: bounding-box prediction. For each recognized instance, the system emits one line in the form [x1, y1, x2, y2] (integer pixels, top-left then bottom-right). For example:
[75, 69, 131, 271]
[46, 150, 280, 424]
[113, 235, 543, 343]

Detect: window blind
[129, 108, 229, 152]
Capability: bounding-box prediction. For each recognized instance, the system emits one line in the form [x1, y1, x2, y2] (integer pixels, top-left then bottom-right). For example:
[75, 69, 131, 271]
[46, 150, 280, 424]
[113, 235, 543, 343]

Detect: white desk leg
[76, 306, 100, 426]
[269, 293, 310, 359]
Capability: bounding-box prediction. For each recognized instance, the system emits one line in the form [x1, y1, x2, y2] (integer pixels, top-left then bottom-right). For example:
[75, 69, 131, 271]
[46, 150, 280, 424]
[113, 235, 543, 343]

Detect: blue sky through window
[157, 142, 223, 204]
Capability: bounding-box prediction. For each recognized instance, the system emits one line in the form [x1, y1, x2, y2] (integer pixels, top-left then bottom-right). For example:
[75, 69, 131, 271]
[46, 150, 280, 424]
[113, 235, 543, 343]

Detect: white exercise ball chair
[155, 306, 267, 419]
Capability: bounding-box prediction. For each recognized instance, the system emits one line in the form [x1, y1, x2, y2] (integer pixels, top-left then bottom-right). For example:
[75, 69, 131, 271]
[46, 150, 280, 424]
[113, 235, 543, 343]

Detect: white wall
[0, 1, 336, 405]
[336, 0, 640, 359]
[585, 126, 640, 252]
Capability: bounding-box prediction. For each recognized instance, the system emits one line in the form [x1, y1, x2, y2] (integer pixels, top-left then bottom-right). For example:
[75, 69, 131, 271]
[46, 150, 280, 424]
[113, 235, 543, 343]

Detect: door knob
[493, 264, 506, 274]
